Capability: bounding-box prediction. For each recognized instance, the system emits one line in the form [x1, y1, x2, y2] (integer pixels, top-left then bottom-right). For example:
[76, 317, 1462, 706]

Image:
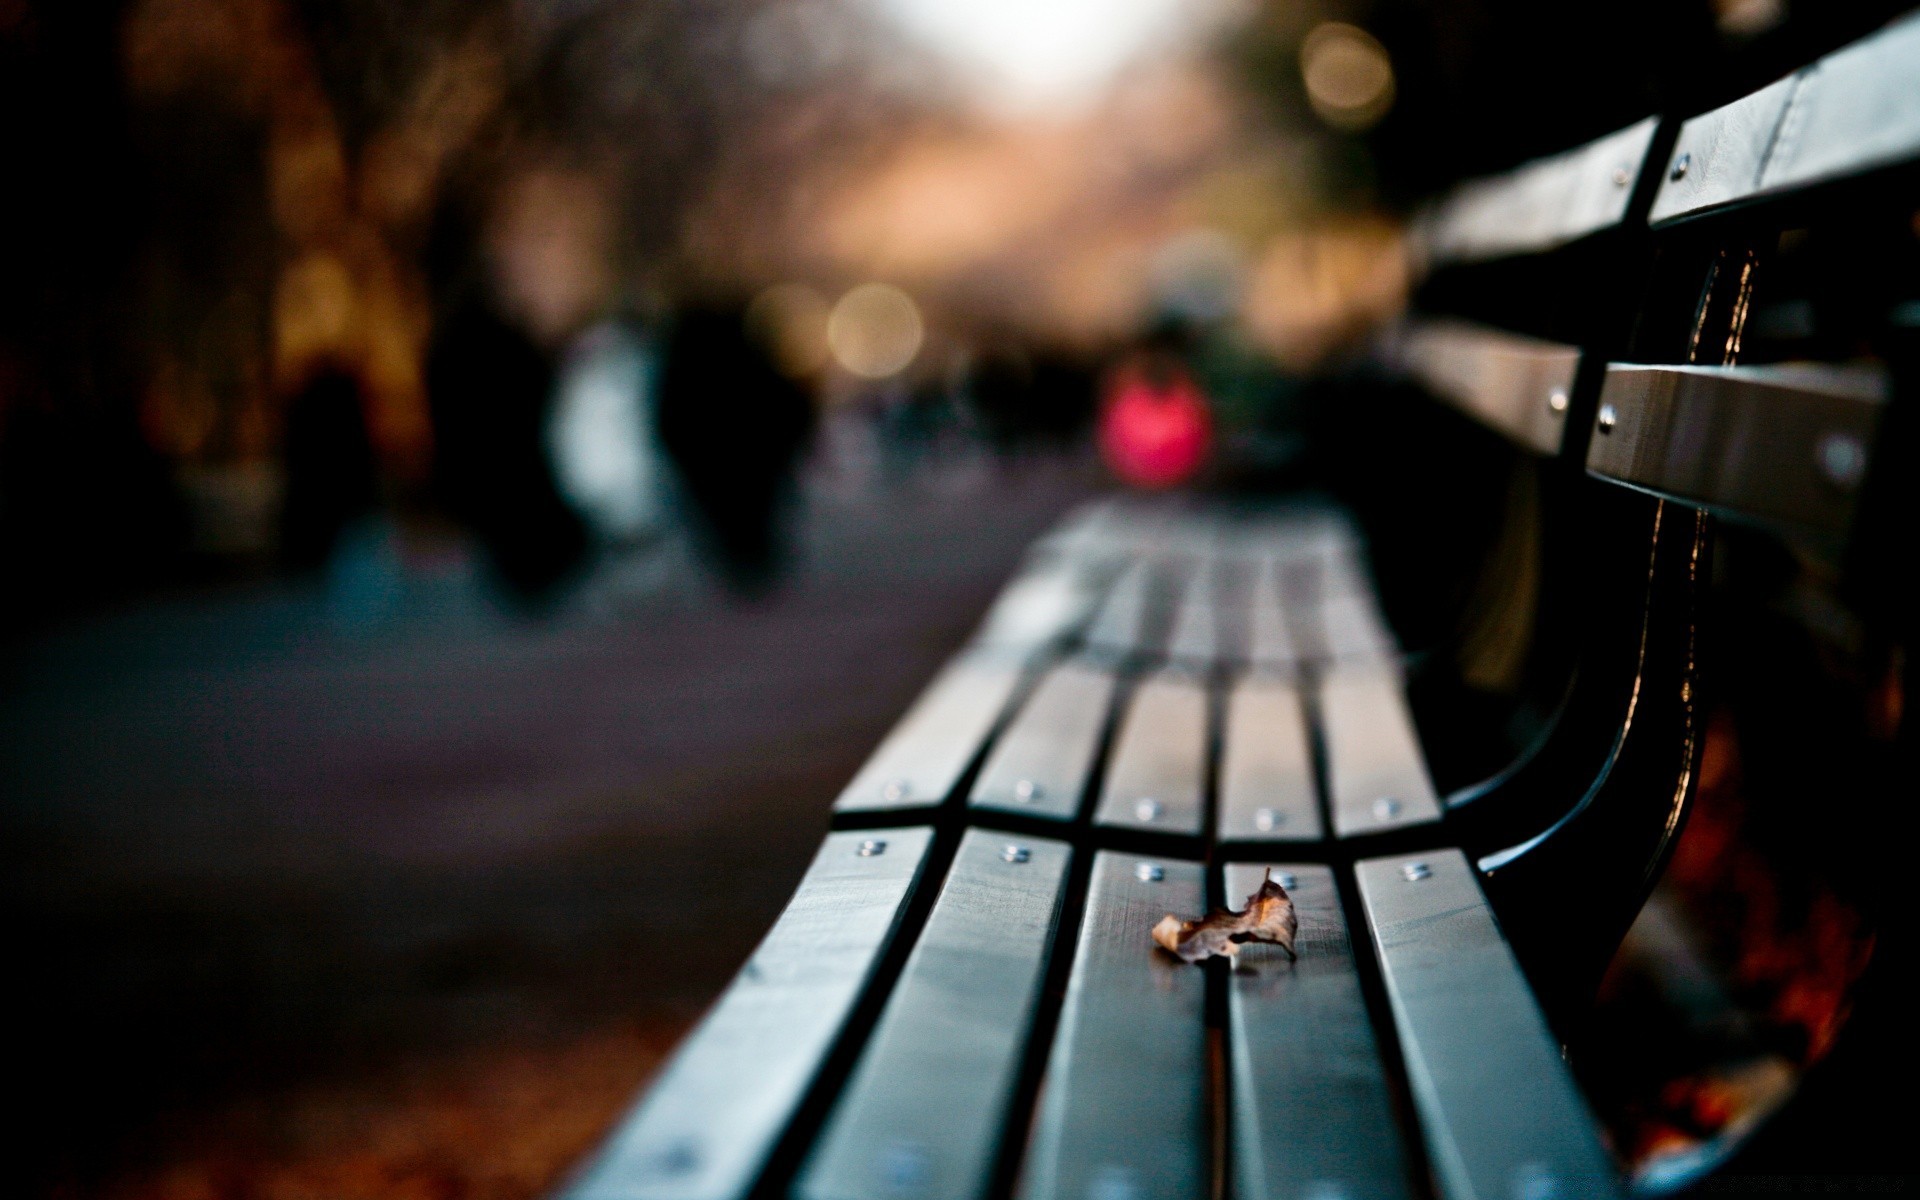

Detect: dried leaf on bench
[1151, 869, 1297, 964]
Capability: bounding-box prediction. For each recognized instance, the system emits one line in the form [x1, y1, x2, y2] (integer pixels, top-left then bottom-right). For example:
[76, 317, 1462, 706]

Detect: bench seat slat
[1247, 557, 1298, 669]
[971, 661, 1118, 822]
[1356, 850, 1622, 1200]
[1226, 863, 1414, 1200]
[1094, 672, 1208, 837]
[836, 656, 1029, 814]
[1166, 561, 1221, 666]
[1017, 851, 1208, 1200]
[1321, 666, 1443, 837]
[1218, 677, 1321, 842]
[1082, 560, 1157, 661]
[562, 828, 935, 1200]
[796, 829, 1073, 1200]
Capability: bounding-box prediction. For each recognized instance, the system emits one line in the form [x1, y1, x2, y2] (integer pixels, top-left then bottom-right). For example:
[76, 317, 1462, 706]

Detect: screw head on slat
[857, 839, 887, 857]
[1135, 862, 1165, 883]
[1275, 871, 1298, 889]
[1548, 389, 1569, 414]
[881, 1141, 930, 1190]
[1669, 152, 1691, 181]
[881, 779, 911, 802]
[1013, 778, 1044, 802]
[1134, 797, 1163, 822]
[1254, 806, 1283, 832]
[1401, 860, 1432, 882]
[1612, 165, 1631, 187]
[1597, 403, 1618, 434]
[1002, 844, 1031, 864]
[1372, 797, 1402, 820]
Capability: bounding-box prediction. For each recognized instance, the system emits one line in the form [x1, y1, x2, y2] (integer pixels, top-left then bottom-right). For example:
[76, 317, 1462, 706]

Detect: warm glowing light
[873, 0, 1227, 111]
[746, 283, 834, 377]
[1300, 23, 1394, 132]
[827, 284, 924, 378]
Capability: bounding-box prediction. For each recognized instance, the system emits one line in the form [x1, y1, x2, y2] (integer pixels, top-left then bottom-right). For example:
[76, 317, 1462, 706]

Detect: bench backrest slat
[1651, 11, 1920, 226]
[1587, 362, 1888, 534]
[1387, 319, 1584, 457]
[1417, 117, 1660, 268]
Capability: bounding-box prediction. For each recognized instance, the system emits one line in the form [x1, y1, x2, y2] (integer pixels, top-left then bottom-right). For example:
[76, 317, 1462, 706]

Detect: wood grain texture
[797, 829, 1072, 1200]
[1356, 850, 1622, 1200]
[562, 828, 935, 1200]
[1226, 863, 1414, 1200]
[1016, 852, 1207, 1200]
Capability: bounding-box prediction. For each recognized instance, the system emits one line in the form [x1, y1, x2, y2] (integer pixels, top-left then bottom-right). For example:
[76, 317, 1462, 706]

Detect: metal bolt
[1596, 403, 1618, 434]
[1402, 861, 1432, 882]
[1274, 871, 1299, 889]
[1013, 779, 1044, 803]
[1669, 152, 1691, 181]
[858, 838, 887, 857]
[1816, 431, 1868, 489]
[1547, 389, 1569, 414]
[1134, 797, 1163, 822]
[1002, 844, 1031, 864]
[1254, 806, 1283, 832]
[1373, 797, 1402, 820]
[1611, 165, 1631, 187]
[881, 779, 911, 802]
[1135, 861, 1165, 883]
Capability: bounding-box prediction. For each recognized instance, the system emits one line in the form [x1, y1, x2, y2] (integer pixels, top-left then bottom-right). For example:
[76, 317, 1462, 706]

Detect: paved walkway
[2, 452, 1098, 1198]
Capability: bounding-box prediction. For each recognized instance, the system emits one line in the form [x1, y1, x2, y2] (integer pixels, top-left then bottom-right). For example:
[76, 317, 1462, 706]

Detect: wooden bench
[559, 15, 1914, 1199]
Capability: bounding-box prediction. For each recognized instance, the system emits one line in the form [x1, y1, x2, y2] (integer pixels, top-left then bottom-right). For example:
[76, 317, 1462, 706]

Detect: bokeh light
[826, 283, 925, 378]
[1300, 22, 1395, 132]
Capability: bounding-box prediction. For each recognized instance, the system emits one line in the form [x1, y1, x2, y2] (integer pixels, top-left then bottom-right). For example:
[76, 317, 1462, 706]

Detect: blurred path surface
[1, 457, 1097, 1198]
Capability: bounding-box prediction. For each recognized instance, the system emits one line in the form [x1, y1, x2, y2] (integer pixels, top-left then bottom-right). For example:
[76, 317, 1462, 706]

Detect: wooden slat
[1418, 117, 1659, 266]
[1388, 319, 1582, 457]
[1093, 672, 1208, 837]
[1318, 593, 1401, 665]
[1356, 850, 1623, 1200]
[1218, 676, 1321, 842]
[1651, 10, 1920, 225]
[972, 559, 1109, 654]
[1320, 665, 1442, 837]
[1016, 852, 1207, 1200]
[1082, 561, 1155, 661]
[836, 654, 1029, 814]
[796, 829, 1073, 1200]
[1225, 863, 1414, 1200]
[1586, 362, 1886, 534]
[1246, 557, 1297, 669]
[561, 828, 934, 1200]
[1165, 560, 1220, 667]
[970, 661, 1118, 822]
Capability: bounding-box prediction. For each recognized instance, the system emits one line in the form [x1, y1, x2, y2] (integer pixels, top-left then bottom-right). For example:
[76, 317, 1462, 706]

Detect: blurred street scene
[3, 0, 1914, 1194]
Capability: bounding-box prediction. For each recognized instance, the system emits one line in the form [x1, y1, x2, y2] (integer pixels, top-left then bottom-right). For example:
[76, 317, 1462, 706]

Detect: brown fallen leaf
[1151, 869, 1298, 963]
